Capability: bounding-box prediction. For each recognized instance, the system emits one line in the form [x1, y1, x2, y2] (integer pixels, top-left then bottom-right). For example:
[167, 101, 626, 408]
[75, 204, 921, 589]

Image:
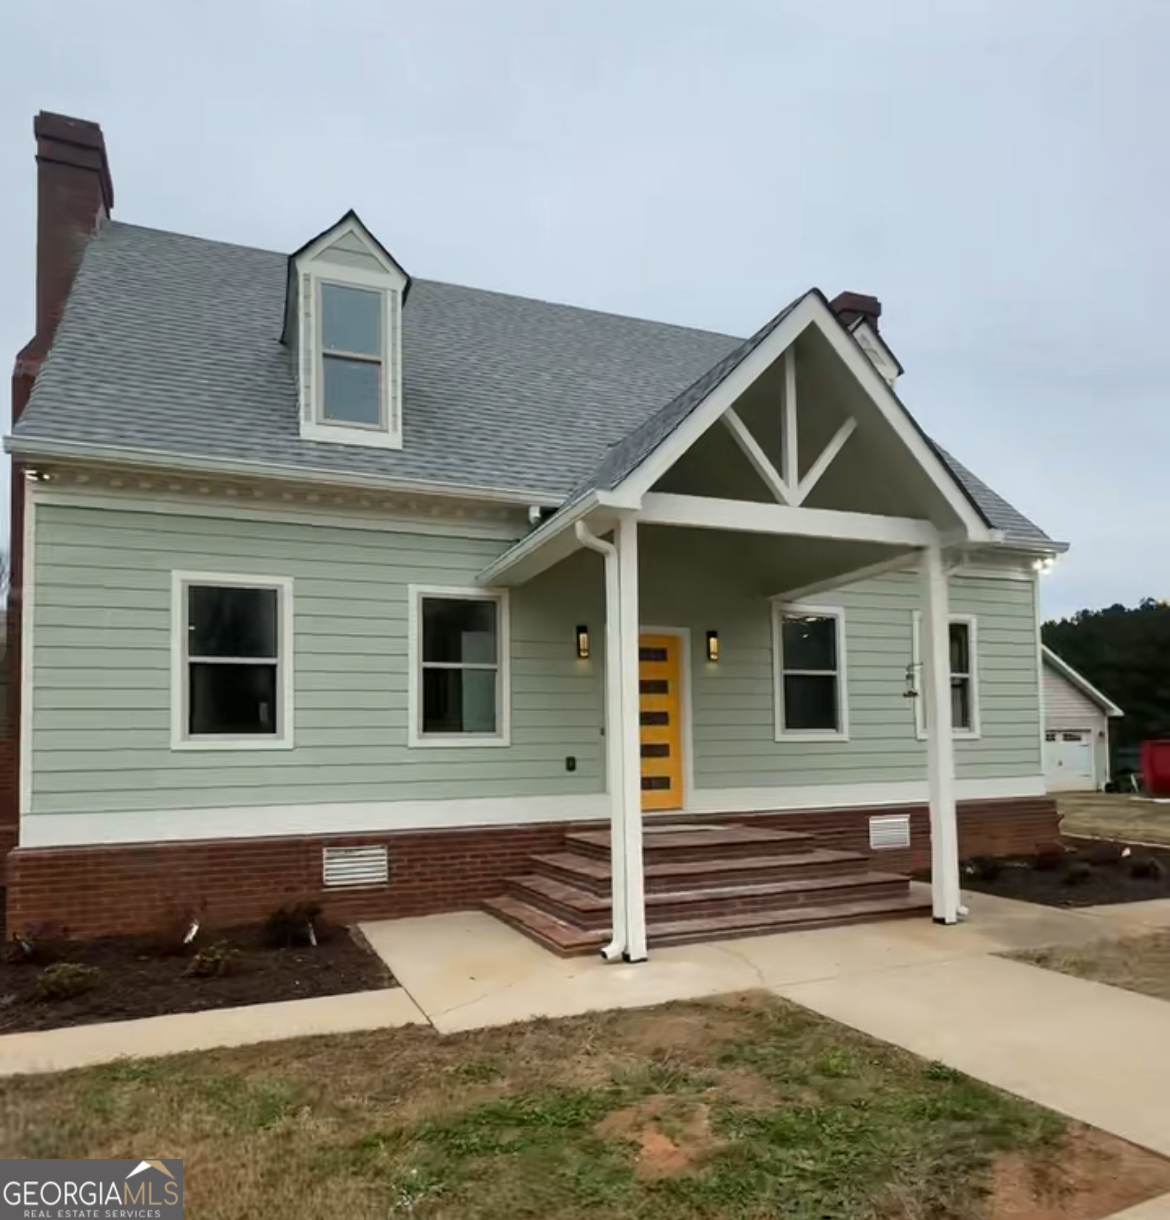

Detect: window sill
[916, 730, 982, 742]
[171, 737, 295, 752]
[408, 734, 511, 749]
[300, 420, 402, 450]
[774, 731, 850, 744]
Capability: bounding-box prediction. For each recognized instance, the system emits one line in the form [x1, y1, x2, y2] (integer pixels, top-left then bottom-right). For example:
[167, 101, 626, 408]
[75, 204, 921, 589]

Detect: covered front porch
[479, 294, 990, 960]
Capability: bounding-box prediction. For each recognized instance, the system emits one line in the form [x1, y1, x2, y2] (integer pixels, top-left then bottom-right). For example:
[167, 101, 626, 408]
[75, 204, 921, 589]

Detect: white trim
[617, 514, 647, 960]
[911, 610, 982, 739]
[781, 346, 799, 490]
[721, 409, 791, 504]
[796, 417, 857, 505]
[34, 485, 524, 541]
[1035, 578, 1047, 777]
[477, 494, 606, 587]
[18, 476, 37, 817]
[640, 624, 696, 813]
[5, 437, 553, 507]
[170, 571, 295, 751]
[640, 492, 939, 547]
[407, 584, 512, 748]
[772, 603, 849, 741]
[1041, 645, 1123, 717]
[19, 776, 1048, 847]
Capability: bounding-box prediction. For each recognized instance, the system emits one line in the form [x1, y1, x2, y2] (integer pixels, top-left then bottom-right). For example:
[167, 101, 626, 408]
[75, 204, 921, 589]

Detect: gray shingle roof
[14, 220, 1051, 544]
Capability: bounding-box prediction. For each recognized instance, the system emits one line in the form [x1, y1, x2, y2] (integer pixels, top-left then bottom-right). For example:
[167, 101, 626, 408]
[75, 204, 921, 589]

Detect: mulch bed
[0, 920, 395, 1034]
[954, 838, 1170, 909]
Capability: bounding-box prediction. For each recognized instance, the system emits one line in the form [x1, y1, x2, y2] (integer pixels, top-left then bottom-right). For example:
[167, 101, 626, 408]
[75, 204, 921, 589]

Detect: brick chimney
[829, 291, 882, 333]
[13, 112, 114, 419]
[3, 113, 113, 865]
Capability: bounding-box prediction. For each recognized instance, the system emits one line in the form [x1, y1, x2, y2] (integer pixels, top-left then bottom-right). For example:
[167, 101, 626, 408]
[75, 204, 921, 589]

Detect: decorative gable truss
[286, 211, 410, 451]
[720, 349, 858, 507]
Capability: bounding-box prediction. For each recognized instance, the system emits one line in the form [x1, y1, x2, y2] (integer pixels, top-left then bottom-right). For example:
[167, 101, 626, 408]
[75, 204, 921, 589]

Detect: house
[1042, 647, 1123, 792]
[2, 113, 1067, 956]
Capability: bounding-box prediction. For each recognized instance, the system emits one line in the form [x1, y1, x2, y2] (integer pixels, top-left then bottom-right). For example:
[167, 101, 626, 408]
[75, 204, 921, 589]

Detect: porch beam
[721, 409, 792, 505]
[795, 417, 857, 506]
[781, 347, 799, 490]
[616, 513, 648, 961]
[640, 492, 939, 547]
[920, 543, 961, 924]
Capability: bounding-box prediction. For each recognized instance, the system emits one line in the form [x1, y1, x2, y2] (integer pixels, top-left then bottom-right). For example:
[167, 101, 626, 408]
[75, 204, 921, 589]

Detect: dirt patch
[0, 922, 393, 1033]
[949, 839, 1170, 908]
[1013, 931, 1170, 1003]
[596, 1095, 720, 1178]
[990, 1126, 1170, 1219]
[616, 991, 764, 1059]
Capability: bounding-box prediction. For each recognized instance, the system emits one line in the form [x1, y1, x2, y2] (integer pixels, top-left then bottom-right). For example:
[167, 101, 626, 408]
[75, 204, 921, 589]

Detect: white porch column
[616, 512, 648, 961]
[919, 543, 961, 924]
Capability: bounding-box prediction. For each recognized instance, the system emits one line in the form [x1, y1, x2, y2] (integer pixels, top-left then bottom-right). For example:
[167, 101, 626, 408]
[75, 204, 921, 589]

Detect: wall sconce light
[576, 625, 590, 659]
[706, 630, 719, 663]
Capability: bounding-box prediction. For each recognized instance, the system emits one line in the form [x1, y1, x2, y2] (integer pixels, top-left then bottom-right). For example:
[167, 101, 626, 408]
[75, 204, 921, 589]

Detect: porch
[478, 297, 1012, 960]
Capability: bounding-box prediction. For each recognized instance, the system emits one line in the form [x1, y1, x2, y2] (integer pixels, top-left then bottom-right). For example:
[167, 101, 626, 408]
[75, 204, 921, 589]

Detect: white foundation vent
[323, 845, 389, 888]
[869, 814, 911, 851]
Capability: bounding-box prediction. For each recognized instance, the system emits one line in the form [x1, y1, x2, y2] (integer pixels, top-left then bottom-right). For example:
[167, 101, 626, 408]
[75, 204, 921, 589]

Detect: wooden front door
[639, 633, 683, 811]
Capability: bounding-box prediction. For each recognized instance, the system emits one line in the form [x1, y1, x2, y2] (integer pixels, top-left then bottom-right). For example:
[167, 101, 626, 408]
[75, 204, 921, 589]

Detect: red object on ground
[1141, 741, 1170, 797]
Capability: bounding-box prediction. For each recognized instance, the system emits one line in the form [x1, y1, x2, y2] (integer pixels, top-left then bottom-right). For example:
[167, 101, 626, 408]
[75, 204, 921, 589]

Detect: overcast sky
[1, 0, 1166, 619]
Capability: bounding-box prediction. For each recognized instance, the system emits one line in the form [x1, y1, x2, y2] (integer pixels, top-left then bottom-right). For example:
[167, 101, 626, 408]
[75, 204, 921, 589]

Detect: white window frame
[408, 584, 511, 748]
[772, 602, 849, 742]
[170, 571, 295, 751]
[300, 262, 404, 451]
[912, 611, 981, 740]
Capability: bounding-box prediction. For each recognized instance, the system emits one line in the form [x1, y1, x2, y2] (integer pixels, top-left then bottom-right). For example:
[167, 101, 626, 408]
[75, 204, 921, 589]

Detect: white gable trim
[1042, 646, 1123, 717]
[295, 213, 408, 281]
[612, 293, 991, 541]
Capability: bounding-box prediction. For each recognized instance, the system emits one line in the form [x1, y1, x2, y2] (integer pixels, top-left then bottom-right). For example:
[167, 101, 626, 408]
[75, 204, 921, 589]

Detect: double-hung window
[320, 282, 384, 427]
[409, 587, 510, 746]
[172, 573, 294, 750]
[912, 613, 980, 737]
[773, 604, 848, 740]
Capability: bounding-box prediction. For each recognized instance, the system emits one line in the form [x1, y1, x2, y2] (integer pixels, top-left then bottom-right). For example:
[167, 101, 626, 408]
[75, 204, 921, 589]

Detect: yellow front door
[639, 633, 683, 811]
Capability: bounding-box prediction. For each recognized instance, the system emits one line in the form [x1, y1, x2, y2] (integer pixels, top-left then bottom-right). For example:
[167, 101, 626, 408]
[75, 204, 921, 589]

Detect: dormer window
[286, 210, 409, 451]
[320, 282, 384, 427]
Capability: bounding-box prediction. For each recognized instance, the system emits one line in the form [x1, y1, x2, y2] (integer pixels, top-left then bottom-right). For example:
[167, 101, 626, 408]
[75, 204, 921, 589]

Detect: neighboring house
[2, 113, 1067, 954]
[1042, 647, 1123, 792]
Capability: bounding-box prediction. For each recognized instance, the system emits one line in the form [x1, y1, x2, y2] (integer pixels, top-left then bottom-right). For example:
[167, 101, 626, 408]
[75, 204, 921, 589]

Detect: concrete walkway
[0, 987, 424, 1077]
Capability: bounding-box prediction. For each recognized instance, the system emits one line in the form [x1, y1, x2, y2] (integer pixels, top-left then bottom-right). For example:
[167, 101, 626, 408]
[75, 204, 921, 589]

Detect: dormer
[284, 211, 410, 449]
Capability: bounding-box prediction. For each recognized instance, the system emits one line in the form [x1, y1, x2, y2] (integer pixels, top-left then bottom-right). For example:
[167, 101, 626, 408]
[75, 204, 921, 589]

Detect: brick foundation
[3, 796, 1059, 939]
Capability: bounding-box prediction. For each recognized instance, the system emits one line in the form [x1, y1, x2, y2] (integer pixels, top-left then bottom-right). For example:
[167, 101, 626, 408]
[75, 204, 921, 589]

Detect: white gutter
[5, 435, 556, 509]
[574, 519, 628, 962]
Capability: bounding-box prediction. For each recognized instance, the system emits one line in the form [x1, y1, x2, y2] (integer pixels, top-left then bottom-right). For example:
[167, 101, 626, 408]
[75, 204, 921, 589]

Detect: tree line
[1042, 598, 1170, 753]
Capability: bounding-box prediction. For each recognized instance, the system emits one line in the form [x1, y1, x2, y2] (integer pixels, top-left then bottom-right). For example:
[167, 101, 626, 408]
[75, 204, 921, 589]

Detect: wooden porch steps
[484, 821, 930, 956]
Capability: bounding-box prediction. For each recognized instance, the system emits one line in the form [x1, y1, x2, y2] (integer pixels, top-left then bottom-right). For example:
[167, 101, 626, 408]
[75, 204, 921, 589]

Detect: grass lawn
[1014, 931, 1170, 1003]
[0, 991, 1164, 1220]
[1057, 792, 1170, 848]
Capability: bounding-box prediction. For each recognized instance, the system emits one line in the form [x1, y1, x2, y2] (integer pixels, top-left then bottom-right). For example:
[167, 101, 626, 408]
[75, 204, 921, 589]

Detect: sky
[1, 0, 1166, 620]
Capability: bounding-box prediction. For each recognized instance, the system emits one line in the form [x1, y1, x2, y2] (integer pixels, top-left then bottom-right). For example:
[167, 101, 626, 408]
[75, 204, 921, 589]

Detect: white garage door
[1045, 730, 1095, 791]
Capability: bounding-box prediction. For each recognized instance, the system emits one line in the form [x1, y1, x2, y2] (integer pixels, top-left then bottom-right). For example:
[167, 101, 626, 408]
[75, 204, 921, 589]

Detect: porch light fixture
[706, 630, 719, 663]
[576, 625, 590, 659]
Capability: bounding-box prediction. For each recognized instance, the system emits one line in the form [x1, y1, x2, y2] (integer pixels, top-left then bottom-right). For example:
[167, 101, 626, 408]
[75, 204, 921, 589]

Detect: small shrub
[153, 911, 204, 957]
[1084, 842, 1123, 867]
[1130, 856, 1166, 881]
[5, 923, 71, 966]
[1063, 861, 1093, 887]
[185, 942, 241, 978]
[968, 856, 1002, 883]
[34, 962, 100, 1002]
[1032, 848, 1068, 873]
[263, 901, 323, 949]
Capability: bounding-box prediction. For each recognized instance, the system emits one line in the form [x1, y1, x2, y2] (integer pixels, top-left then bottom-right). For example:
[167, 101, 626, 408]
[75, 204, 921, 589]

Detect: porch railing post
[920, 542, 961, 923]
[616, 512, 648, 960]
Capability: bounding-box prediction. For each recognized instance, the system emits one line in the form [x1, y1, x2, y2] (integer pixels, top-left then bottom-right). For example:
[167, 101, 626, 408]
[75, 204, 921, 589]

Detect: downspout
[574, 520, 628, 961]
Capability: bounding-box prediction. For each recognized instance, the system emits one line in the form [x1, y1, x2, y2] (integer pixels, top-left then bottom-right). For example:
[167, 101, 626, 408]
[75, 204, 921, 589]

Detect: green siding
[29, 502, 1041, 819]
[31, 504, 605, 815]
